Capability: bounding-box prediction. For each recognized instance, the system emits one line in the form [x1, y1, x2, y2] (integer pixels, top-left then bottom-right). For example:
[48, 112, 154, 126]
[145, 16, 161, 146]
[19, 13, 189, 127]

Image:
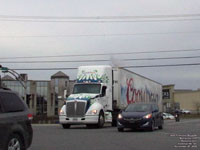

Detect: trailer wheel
[97, 112, 105, 128]
[62, 124, 70, 129]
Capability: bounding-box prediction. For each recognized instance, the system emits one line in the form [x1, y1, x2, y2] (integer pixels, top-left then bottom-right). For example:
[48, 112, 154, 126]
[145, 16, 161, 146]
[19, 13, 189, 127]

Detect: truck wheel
[62, 124, 70, 129]
[97, 112, 105, 128]
[7, 134, 25, 150]
[118, 128, 124, 132]
[111, 120, 117, 127]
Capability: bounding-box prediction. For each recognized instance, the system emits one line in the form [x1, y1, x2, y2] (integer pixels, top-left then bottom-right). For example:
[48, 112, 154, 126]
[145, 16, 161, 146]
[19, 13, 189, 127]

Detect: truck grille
[66, 101, 86, 117]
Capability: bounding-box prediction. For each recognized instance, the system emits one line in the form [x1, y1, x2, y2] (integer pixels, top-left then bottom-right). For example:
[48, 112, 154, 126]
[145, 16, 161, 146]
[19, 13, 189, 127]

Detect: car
[162, 113, 175, 120]
[117, 103, 164, 132]
[0, 88, 33, 150]
[181, 109, 191, 114]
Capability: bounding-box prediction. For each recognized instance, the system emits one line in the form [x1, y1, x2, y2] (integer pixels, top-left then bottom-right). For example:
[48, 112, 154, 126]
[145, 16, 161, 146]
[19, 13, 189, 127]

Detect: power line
[1, 14, 200, 19]
[1, 14, 200, 23]
[123, 63, 200, 68]
[1, 18, 200, 23]
[9, 62, 200, 71]
[1, 55, 200, 64]
[0, 31, 200, 38]
[125, 55, 200, 61]
[0, 59, 108, 63]
[0, 48, 200, 60]
[12, 67, 77, 71]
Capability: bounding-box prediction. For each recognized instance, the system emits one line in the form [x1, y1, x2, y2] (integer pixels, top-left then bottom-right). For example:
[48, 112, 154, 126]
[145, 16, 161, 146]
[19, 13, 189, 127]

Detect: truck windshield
[73, 84, 101, 94]
[125, 104, 152, 112]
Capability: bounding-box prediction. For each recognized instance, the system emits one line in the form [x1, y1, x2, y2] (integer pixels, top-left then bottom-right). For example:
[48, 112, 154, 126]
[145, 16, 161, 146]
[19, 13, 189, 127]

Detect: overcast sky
[0, 0, 200, 90]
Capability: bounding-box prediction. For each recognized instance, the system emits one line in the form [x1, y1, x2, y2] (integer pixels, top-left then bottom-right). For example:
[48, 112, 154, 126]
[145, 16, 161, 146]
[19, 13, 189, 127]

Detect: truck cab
[59, 66, 113, 128]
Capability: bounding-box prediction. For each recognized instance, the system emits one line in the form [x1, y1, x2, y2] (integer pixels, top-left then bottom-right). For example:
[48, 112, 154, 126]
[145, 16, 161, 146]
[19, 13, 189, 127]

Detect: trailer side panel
[114, 68, 162, 111]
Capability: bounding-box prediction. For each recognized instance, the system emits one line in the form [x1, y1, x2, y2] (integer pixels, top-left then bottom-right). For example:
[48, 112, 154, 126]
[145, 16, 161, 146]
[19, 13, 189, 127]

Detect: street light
[0, 65, 27, 102]
[0, 65, 9, 73]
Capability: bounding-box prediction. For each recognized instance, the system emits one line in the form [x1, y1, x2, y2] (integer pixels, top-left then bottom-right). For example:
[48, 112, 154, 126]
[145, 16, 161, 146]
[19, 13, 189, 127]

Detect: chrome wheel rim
[8, 138, 21, 150]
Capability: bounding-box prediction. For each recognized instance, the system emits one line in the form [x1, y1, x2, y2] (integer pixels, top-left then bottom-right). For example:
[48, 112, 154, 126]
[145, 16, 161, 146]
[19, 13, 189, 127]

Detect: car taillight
[27, 113, 33, 120]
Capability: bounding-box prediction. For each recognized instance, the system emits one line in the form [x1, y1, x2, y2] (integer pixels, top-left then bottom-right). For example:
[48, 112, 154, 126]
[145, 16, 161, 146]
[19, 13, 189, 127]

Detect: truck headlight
[91, 109, 97, 114]
[118, 114, 123, 119]
[143, 114, 152, 119]
[59, 109, 65, 115]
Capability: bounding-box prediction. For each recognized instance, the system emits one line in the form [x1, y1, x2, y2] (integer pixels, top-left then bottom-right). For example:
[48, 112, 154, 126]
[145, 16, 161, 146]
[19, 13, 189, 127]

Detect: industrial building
[1, 72, 75, 118]
[163, 85, 200, 114]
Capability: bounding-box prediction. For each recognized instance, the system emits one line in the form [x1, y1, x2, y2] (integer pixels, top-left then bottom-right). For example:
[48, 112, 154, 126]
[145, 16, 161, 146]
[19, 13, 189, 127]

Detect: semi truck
[59, 65, 162, 128]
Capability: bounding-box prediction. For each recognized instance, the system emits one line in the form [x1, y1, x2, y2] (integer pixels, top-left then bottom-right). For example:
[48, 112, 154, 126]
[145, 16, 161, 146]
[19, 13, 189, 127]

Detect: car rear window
[0, 92, 25, 112]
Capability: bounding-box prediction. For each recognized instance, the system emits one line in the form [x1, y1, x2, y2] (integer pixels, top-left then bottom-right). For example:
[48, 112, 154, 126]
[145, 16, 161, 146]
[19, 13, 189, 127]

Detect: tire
[7, 134, 25, 150]
[158, 119, 164, 130]
[149, 120, 155, 131]
[97, 112, 105, 128]
[111, 120, 117, 127]
[118, 128, 124, 132]
[62, 124, 71, 129]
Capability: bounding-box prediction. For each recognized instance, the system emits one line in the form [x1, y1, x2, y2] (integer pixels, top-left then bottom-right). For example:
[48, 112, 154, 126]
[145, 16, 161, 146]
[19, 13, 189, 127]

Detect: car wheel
[7, 134, 24, 150]
[97, 112, 105, 128]
[149, 120, 155, 131]
[118, 128, 124, 132]
[158, 119, 164, 130]
[62, 124, 71, 129]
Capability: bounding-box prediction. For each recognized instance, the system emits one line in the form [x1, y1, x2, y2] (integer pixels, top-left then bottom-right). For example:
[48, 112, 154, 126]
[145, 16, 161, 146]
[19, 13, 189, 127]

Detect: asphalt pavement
[29, 119, 200, 150]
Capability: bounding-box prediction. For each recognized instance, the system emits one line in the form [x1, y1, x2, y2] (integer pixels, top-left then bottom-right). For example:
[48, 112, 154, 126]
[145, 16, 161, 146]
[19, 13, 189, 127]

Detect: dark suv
[0, 88, 33, 150]
[117, 103, 164, 132]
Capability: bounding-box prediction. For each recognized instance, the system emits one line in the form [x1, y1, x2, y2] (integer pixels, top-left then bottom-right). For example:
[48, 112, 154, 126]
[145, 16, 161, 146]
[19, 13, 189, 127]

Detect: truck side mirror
[64, 90, 67, 98]
[101, 86, 107, 97]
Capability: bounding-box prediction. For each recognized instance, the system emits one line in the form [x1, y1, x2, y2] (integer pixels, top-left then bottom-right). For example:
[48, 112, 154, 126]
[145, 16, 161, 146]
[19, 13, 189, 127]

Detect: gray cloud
[0, 0, 200, 90]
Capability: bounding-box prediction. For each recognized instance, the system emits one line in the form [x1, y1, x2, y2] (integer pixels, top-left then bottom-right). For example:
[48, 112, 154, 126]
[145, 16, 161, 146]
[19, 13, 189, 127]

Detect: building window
[32, 94, 35, 109]
[55, 108, 58, 115]
[163, 89, 170, 99]
[167, 103, 171, 108]
[54, 79, 59, 93]
[36, 81, 48, 116]
[2, 81, 25, 98]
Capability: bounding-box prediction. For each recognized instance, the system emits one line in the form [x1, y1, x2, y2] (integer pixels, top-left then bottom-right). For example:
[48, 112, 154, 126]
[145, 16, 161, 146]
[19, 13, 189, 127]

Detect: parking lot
[30, 119, 199, 150]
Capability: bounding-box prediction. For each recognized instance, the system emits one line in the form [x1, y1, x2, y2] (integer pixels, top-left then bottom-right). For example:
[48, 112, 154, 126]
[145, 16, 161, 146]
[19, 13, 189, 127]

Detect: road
[29, 119, 200, 150]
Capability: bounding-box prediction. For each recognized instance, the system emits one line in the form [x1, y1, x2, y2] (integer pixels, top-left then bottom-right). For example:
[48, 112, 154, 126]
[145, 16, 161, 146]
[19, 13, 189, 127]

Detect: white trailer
[59, 65, 162, 128]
